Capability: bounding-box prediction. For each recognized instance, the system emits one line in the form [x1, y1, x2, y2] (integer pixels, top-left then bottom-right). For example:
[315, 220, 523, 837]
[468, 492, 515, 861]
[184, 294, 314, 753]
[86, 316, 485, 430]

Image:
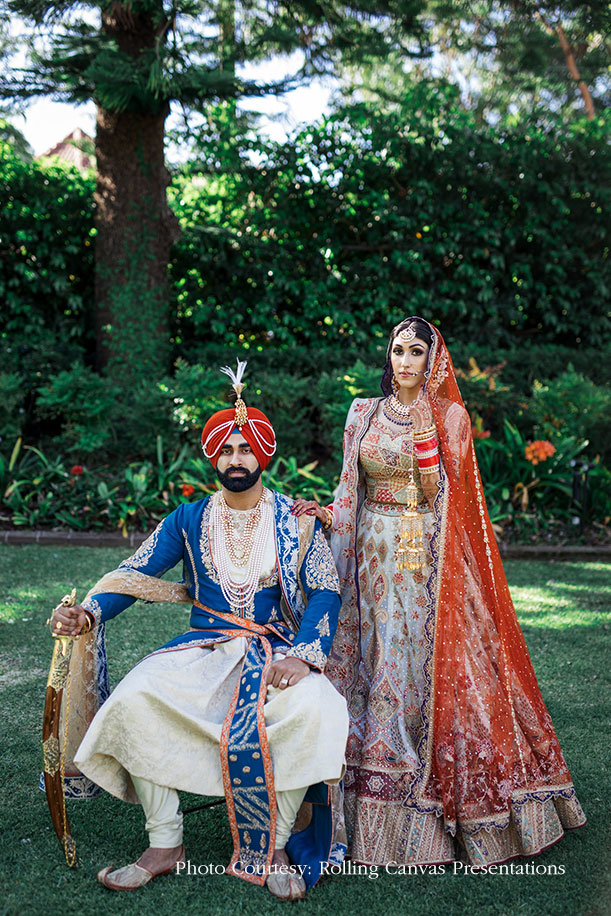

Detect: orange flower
[524, 440, 556, 466]
[181, 483, 195, 497]
[471, 416, 490, 439]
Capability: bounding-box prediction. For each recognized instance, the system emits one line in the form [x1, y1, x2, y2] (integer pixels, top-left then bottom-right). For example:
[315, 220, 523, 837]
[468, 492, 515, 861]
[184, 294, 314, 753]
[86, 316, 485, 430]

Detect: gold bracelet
[419, 463, 440, 476]
[413, 425, 436, 442]
[322, 507, 334, 531]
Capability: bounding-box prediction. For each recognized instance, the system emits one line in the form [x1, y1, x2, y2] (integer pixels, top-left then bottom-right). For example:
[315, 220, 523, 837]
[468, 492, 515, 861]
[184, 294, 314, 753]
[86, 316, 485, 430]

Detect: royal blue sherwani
[75, 490, 348, 888]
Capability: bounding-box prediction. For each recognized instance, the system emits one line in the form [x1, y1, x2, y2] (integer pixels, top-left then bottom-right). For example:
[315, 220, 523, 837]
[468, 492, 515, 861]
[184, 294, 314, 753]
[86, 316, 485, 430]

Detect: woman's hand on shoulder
[290, 499, 330, 528]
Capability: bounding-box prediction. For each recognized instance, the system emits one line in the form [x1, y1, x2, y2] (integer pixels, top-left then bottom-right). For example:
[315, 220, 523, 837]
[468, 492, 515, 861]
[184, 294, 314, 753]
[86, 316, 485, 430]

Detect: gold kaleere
[396, 453, 426, 572]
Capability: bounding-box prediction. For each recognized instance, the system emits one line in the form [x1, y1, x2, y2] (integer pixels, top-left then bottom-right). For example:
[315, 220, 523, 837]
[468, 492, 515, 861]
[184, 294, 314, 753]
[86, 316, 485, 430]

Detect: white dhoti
[75, 638, 348, 843]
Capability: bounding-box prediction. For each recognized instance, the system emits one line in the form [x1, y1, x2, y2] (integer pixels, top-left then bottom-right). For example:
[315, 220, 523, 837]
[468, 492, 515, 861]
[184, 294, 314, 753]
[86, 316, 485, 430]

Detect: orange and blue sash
[153, 605, 297, 886]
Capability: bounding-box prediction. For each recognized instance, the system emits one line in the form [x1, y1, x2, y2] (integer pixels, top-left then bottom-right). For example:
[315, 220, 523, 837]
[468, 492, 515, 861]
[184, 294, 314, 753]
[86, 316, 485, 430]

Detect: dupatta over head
[327, 317, 585, 841]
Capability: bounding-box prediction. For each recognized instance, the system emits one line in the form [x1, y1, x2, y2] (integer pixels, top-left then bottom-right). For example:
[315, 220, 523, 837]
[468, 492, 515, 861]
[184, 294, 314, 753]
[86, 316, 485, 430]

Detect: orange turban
[201, 407, 277, 470]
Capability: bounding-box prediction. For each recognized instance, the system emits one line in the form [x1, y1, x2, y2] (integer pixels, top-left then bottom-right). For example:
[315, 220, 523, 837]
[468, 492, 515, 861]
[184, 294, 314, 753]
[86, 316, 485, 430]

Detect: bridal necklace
[382, 394, 414, 427]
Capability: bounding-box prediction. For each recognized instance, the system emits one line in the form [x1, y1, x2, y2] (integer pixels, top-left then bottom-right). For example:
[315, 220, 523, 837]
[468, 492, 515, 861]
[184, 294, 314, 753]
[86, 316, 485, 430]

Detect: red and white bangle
[417, 455, 440, 475]
[413, 427, 440, 475]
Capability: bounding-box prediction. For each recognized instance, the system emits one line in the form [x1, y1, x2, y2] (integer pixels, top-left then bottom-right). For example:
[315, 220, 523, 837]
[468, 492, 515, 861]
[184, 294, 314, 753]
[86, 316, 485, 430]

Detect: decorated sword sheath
[42, 589, 78, 866]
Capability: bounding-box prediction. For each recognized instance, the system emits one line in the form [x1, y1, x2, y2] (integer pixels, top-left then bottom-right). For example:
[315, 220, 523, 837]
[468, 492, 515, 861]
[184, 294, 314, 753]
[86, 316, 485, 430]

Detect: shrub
[0, 373, 27, 445]
[473, 421, 601, 538]
[36, 366, 121, 453]
[529, 369, 611, 463]
[0, 437, 337, 534]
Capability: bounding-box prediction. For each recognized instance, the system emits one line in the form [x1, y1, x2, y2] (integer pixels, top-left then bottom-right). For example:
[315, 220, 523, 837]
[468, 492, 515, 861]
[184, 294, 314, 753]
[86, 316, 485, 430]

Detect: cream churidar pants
[131, 774, 308, 850]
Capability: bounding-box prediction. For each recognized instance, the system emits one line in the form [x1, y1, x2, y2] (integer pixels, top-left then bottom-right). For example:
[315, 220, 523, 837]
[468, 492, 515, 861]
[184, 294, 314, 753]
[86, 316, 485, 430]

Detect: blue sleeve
[82, 505, 186, 626]
[284, 521, 341, 672]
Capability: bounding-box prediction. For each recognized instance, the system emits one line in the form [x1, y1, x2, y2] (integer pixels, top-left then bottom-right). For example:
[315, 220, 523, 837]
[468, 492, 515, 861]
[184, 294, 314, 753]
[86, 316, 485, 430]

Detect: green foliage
[0, 117, 32, 159]
[0, 139, 94, 393]
[317, 361, 383, 470]
[0, 372, 26, 444]
[171, 87, 611, 356]
[1, 415, 608, 539]
[1, 438, 82, 529]
[4, 0, 425, 112]
[160, 357, 380, 471]
[36, 365, 120, 453]
[33, 364, 178, 461]
[448, 342, 611, 396]
[0, 435, 339, 533]
[162, 359, 233, 432]
[400, 1, 611, 121]
[473, 420, 600, 539]
[265, 456, 335, 505]
[0, 91, 610, 515]
[454, 358, 518, 440]
[529, 369, 611, 462]
[100, 201, 173, 384]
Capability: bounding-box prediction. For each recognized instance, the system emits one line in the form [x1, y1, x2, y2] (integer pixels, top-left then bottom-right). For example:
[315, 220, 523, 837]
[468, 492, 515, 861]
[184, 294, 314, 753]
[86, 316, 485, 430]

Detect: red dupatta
[423, 322, 580, 829]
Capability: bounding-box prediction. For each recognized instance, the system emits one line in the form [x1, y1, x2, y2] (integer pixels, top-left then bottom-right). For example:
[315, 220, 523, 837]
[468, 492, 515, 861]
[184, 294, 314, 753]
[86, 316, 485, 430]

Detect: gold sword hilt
[46, 589, 78, 650]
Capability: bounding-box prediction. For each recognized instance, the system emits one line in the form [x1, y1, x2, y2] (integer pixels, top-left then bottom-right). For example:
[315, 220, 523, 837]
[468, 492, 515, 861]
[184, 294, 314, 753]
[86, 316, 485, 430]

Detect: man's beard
[216, 465, 262, 493]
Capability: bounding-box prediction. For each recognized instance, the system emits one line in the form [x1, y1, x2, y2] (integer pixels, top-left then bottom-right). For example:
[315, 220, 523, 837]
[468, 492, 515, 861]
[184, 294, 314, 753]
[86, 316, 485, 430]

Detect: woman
[292, 316, 585, 866]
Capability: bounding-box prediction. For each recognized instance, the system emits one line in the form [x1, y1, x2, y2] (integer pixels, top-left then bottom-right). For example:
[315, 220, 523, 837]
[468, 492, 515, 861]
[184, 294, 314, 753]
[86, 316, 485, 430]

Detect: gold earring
[391, 375, 399, 394]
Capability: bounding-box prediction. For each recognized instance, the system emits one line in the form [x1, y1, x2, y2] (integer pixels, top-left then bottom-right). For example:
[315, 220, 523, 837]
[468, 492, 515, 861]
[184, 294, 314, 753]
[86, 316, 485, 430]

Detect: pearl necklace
[382, 394, 414, 427]
[221, 490, 264, 567]
[210, 489, 272, 615]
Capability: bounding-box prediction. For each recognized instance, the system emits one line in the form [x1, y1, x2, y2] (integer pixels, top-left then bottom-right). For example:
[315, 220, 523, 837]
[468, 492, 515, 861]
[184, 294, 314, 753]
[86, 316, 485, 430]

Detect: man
[51, 365, 348, 900]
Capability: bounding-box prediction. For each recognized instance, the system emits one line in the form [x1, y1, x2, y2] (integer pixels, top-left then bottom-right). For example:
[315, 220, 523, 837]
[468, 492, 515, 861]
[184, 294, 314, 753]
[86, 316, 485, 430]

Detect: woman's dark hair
[381, 317, 434, 396]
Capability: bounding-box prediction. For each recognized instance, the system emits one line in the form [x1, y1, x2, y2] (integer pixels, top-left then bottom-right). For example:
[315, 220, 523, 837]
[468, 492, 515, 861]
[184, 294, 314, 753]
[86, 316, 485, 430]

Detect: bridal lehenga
[326, 319, 585, 866]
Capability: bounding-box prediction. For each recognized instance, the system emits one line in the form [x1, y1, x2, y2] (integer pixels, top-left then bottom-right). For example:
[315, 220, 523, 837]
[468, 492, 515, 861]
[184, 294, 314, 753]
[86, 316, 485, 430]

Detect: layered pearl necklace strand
[210, 488, 272, 615]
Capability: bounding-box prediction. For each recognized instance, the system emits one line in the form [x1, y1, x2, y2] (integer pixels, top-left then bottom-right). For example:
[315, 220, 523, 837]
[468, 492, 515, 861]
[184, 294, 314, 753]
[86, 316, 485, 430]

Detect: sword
[42, 588, 78, 867]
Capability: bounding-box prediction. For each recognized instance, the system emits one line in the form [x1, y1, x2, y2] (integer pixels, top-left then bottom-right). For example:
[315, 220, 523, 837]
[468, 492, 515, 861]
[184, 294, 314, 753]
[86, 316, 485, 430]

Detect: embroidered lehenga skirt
[339, 415, 585, 866]
[344, 498, 453, 862]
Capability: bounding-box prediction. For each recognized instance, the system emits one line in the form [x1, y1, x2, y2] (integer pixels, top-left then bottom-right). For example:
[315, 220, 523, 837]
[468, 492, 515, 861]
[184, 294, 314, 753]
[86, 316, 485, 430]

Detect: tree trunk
[218, 0, 237, 127]
[93, 5, 179, 380]
[555, 24, 595, 121]
[534, 11, 595, 121]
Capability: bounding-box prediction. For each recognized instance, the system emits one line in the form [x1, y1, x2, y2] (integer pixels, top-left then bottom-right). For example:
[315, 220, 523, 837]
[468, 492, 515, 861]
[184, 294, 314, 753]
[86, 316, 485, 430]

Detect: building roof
[37, 128, 95, 171]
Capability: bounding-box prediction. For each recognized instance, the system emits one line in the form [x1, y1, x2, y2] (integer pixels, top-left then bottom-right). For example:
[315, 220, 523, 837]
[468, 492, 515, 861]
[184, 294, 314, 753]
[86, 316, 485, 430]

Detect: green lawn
[1, 547, 609, 916]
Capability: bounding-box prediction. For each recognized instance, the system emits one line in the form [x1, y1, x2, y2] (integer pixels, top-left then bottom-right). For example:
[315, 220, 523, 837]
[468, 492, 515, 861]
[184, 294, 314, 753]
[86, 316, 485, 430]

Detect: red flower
[525, 440, 556, 466]
[70, 465, 84, 476]
[181, 483, 195, 497]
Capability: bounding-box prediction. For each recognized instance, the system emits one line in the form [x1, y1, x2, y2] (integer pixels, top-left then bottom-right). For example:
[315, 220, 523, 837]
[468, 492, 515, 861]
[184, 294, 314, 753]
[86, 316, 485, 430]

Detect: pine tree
[2, 0, 425, 379]
[419, 1, 609, 121]
[338, 2, 609, 123]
